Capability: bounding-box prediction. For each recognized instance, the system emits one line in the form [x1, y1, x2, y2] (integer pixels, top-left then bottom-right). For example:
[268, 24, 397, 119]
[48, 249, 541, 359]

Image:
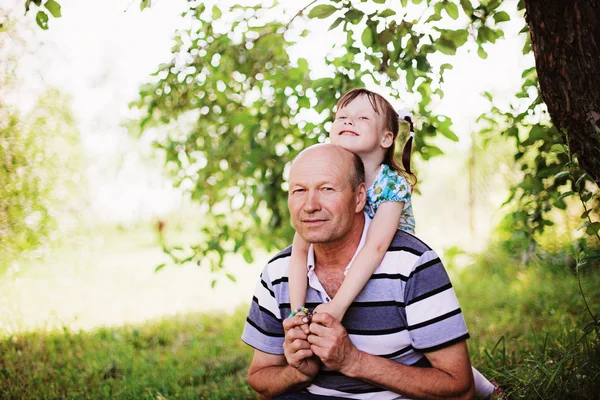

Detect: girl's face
[329, 95, 393, 158]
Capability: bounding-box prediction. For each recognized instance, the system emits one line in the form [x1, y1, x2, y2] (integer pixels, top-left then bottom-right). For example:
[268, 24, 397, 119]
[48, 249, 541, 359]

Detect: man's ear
[381, 131, 394, 149]
[355, 183, 367, 212]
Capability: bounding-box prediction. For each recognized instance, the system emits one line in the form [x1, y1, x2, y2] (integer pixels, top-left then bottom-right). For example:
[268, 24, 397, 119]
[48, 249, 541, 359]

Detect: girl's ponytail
[397, 109, 414, 175]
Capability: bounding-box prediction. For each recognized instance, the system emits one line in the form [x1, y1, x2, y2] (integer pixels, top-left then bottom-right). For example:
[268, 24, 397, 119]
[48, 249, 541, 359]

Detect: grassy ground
[1, 232, 599, 399]
[0, 310, 256, 399]
[454, 249, 600, 399]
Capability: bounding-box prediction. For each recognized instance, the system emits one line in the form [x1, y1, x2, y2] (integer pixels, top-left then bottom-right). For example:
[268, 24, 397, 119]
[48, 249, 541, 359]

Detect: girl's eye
[359, 116, 369, 120]
[338, 116, 347, 120]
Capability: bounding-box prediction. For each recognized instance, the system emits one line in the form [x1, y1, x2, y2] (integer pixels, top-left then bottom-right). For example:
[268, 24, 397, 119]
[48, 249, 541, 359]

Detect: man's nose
[303, 191, 321, 213]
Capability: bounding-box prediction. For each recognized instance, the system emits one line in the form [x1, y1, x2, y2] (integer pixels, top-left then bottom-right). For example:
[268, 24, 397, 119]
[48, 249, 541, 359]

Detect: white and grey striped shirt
[242, 216, 469, 399]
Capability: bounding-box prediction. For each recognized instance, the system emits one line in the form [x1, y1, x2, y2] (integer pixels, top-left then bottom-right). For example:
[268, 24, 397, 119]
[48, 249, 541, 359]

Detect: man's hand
[283, 315, 320, 378]
[313, 301, 346, 322]
[306, 312, 361, 375]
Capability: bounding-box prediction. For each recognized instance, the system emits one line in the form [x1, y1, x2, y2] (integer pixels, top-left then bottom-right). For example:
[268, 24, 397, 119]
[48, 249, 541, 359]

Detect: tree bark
[525, 0, 600, 186]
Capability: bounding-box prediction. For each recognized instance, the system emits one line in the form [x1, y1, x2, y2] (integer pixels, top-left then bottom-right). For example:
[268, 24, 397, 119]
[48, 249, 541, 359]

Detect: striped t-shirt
[242, 216, 469, 399]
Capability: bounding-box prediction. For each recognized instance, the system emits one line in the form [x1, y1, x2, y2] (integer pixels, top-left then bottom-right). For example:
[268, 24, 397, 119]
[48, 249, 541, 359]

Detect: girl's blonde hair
[334, 88, 416, 185]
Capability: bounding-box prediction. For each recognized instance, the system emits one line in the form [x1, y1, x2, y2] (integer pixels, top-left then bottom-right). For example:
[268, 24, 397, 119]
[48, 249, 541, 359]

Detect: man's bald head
[292, 144, 365, 190]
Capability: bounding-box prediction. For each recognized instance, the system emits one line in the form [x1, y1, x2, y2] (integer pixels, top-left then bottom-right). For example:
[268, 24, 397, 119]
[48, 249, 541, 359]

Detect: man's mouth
[302, 218, 327, 225]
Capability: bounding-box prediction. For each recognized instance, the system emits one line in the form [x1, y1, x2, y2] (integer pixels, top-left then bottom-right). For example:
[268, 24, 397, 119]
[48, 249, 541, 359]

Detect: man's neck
[313, 214, 365, 272]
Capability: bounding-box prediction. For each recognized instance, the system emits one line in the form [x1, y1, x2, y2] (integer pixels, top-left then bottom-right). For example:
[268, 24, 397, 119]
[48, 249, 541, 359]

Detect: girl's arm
[316, 201, 404, 321]
[289, 232, 311, 311]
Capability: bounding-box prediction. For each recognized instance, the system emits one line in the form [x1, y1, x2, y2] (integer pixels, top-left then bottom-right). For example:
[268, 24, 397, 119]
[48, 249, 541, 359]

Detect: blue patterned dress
[365, 164, 415, 233]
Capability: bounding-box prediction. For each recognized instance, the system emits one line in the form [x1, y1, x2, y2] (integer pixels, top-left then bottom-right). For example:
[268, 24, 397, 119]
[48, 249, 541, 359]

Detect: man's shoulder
[259, 245, 293, 286]
[267, 245, 292, 265]
[387, 230, 432, 257]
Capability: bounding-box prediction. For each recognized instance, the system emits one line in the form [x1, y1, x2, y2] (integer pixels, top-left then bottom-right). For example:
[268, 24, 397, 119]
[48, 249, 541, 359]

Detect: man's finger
[286, 325, 308, 341]
[310, 311, 335, 327]
[289, 349, 314, 367]
[306, 332, 326, 347]
[283, 315, 308, 332]
[290, 338, 311, 351]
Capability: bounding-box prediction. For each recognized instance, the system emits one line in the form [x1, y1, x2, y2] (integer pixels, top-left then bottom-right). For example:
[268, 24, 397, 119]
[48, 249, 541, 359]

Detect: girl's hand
[313, 301, 346, 322]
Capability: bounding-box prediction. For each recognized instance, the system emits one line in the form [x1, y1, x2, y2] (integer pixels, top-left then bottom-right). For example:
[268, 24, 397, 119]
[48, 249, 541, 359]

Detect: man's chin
[298, 231, 332, 244]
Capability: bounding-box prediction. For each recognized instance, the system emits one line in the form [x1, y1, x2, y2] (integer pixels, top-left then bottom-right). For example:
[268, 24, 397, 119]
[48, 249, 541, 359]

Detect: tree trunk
[525, 0, 600, 187]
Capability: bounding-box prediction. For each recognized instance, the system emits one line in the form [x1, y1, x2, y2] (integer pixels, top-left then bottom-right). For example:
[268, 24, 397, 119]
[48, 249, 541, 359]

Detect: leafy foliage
[0, 17, 84, 268]
[129, 0, 599, 272]
[132, 0, 517, 269]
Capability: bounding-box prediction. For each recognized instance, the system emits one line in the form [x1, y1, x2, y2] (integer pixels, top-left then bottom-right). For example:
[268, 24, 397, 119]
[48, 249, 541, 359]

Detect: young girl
[288, 88, 500, 399]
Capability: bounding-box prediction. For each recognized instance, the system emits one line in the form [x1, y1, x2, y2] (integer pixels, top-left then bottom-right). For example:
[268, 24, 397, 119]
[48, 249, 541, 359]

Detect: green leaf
[378, 28, 395, 46]
[581, 209, 592, 219]
[242, 248, 253, 263]
[328, 17, 344, 31]
[425, 145, 444, 157]
[493, 11, 511, 23]
[212, 5, 222, 20]
[557, 191, 574, 201]
[576, 173, 588, 188]
[412, 0, 424, 4]
[361, 26, 373, 47]
[406, 68, 416, 92]
[436, 37, 457, 55]
[440, 63, 453, 72]
[550, 144, 567, 153]
[211, 279, 217, 288]
[554, 199, 566, 210]
[154, 263, 166, 272]
[477, 46, 488, 59]
[439, 126, 459, 141]
[582, 192, 593, 202]
[226, 273, 237, 282]
[308, 5, 338, 19]
[345, 9, 364, 23]
[445, 2, 459, 19]
[373, 0, 386, 3]
[379, 9, 396, 18]
[401, 0, 408, 7]
[460, 0, 473, 17]
[140, 0, 150, 11]
[44, 0, 61, 18]
[586, 222, 600, 236]
[36, 10, 49, 29]
[554, 171, 570, 180]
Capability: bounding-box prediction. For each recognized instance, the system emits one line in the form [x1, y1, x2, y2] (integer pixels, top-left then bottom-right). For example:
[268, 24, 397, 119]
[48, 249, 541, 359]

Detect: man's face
[287, 147, 364, 244]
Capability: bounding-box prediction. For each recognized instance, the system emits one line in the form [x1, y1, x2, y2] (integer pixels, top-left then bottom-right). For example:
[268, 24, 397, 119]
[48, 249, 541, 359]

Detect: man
[242, 144, 474, 399]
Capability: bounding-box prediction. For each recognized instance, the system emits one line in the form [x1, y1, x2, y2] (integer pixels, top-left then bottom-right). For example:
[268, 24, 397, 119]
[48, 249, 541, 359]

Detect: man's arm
[307, 313, 474, 400]
[247, 316, 320, 399]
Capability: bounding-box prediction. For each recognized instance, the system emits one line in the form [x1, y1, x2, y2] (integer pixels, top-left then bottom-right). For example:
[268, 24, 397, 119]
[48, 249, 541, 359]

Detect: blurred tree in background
[130, 0, 599, 270]
[0, 13, 84, 269]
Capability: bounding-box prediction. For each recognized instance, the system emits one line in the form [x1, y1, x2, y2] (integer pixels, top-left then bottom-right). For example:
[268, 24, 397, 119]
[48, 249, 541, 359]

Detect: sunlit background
[2, 0, 530, 334]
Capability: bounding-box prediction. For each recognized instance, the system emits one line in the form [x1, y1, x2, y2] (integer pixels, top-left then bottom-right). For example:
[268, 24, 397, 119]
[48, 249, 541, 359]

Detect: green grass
[454, 250, 600, 399]
[1, 241, 599, 399]
[0, 309, 256, 399]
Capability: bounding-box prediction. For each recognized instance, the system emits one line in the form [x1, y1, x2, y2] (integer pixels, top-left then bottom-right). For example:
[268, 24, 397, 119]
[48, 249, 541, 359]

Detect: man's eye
[292, 188, 305, 194]
[322, 187, 334, 192]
